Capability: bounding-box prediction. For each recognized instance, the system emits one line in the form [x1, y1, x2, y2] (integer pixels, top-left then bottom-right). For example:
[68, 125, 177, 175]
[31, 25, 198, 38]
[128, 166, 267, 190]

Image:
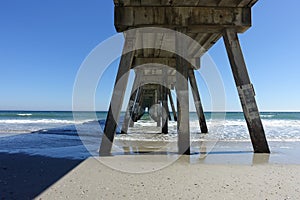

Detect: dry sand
[37, 154, 300, 200]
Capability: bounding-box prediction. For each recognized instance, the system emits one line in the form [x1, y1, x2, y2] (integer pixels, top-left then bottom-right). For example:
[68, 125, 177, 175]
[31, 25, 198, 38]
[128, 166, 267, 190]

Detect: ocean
[0, 111, 300, 159]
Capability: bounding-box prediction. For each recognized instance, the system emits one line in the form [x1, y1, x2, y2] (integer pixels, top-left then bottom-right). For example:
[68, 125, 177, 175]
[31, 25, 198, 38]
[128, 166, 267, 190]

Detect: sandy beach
[37, 154, 300, 200]
[1, 136, 300, 199]
[33, 140, 300, 200]
[1, 0, 300, 199]
[1, 140, 300, 199]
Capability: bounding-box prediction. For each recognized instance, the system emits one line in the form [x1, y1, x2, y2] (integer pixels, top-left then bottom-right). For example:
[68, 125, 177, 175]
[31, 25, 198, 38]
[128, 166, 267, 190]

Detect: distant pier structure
[100, 0, 270, 155]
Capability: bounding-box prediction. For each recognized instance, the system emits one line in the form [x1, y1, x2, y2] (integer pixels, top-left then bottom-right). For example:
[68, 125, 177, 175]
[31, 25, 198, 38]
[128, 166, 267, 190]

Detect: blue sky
[0, 0, 299, 111]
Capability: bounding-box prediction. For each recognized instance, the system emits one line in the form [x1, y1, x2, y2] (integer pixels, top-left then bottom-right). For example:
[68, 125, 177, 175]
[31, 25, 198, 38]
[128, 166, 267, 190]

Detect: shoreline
[1, 139, 300, 199]
[110, 140, 300, 165]
[1, 137, 300, 163]
[1, 134, 300, 199]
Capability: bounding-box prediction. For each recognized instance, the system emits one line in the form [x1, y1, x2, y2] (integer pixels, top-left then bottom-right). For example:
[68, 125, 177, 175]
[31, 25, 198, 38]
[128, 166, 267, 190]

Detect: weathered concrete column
[121, 89, 137, 134]
[121, 74, 140, 134]
[168, 108, 172, 121]
[155, 87, 161, 127]
[136, 86, 145, 121]
[223, 29, 270, 153]
[129, 87, 140, 127]
[176, 30, 190, 155]
[162, 70, 169, 134]
[132, 86, 143, 123]
[162, 88, 169, 134]
[168, 89, 177, 121]
[188, 69, 208, 133]
[99, 32, 136, 156]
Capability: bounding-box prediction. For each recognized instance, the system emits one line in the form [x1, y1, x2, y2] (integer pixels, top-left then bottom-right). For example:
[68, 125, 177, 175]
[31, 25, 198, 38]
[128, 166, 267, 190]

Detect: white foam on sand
[0, 119, 76, 124]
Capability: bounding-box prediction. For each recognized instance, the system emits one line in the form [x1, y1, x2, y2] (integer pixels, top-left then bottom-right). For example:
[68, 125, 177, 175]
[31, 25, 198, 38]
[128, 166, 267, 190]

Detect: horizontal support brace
[114, 0, 257, 8]
[115, 6, 251, 33]
[141, 85, 161, 90]
[139, 76, 176, 84]
[133, 57, 200, 69]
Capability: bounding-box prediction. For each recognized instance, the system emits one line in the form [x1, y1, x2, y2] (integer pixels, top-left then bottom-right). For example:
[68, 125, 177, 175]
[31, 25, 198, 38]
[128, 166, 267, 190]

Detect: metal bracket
[237, 83, 259, 120]
[237, 83, 255, 96]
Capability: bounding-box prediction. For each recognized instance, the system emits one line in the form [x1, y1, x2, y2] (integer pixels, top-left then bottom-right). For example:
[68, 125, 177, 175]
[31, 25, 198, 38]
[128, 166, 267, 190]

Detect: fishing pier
[100, 0, 270, 155]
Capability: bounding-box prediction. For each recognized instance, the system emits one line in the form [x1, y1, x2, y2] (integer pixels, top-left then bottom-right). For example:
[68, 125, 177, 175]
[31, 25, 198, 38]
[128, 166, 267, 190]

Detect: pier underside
[99, 0, 270, 155]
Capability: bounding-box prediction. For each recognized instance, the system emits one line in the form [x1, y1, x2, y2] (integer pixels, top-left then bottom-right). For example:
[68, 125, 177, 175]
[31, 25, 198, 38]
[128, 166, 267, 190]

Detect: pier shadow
[0, 129, 91, 199]
[0, 152, 84, 200]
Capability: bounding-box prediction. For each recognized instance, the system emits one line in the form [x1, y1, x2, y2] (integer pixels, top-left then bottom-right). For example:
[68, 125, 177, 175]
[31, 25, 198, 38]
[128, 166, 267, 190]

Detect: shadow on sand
[0, 152, 84, 199]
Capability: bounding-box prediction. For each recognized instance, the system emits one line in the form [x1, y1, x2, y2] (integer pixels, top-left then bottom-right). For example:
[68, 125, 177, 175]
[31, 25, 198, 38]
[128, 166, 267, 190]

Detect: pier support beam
[132, 86, 143, 123]
[162, 69, 169, 134]
[121, 74, 140, 134]
[223, 29, 270, 153]
[168, 89, 177, 121]
[162, 88, 169, 134]
[121, 89, 137, 134]
[168, 108, 172, 121]
[155, 88, 161, 127]
[129, 88, 140, 127]
[136, 87, 145, 121]
[176, 31, 190, 155]
[188, 69, 208, 133]
[99, 32, 136, 156]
